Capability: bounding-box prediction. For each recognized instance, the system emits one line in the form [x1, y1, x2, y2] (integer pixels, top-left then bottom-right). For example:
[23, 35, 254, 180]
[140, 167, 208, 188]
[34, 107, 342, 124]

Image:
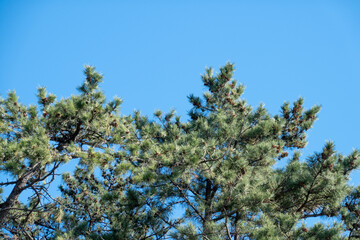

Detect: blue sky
[1, 0, 360, 226]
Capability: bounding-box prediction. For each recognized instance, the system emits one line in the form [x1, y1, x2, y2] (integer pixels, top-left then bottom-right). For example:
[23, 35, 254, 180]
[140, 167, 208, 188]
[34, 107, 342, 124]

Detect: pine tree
[0, 63, 359, 239]
[0, 66, 166, 239]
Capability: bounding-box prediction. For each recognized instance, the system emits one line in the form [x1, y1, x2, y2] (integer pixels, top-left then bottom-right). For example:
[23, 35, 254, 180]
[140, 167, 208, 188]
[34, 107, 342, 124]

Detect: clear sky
[1, 0, 360, 225]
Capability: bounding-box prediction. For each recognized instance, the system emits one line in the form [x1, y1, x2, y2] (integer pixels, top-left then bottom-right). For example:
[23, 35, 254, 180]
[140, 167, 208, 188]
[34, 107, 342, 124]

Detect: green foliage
[0, 63, 359, 239]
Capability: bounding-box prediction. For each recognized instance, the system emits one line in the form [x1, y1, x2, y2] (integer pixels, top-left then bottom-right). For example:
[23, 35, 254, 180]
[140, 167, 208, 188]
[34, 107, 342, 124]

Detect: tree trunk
[233, 212, 240, 240]
[0, 163, 40, 225]
[203, 179, 212, 239]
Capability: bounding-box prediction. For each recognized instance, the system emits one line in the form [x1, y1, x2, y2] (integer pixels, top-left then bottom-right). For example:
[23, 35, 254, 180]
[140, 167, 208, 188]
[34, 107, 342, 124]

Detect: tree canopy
[0, 63, 359, 239]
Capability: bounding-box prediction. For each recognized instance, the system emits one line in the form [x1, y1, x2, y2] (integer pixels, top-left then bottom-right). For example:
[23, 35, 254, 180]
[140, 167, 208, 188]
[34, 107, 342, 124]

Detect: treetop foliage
[0, 63, 359, 239]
